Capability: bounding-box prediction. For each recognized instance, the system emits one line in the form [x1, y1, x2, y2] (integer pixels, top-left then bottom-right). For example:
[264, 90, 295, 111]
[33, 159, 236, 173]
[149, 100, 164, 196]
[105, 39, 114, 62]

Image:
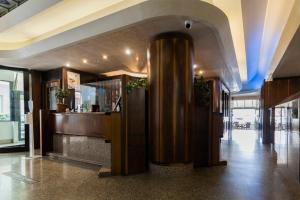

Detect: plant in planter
[55, 89, 69, 112]
[126, 78, 148, 93]
[194, 76, 210, 106]
[192, 76, 211, 167]
[125, 78, 148, 173]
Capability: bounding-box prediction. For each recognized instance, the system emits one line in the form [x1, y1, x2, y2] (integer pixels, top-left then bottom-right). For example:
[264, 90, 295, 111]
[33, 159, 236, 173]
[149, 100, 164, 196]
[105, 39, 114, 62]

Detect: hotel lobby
[0, 0, 300, 199]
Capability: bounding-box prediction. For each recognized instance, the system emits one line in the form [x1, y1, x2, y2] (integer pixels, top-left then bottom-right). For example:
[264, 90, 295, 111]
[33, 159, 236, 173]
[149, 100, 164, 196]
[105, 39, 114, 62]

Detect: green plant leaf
[126, 78, 148, 93]
[55, 89, 70, 103]
[194, 76, 210, 106]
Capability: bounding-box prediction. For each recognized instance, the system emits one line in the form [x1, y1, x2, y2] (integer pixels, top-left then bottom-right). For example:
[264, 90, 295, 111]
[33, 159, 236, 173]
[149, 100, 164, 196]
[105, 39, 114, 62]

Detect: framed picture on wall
[67, 71, 80, 90]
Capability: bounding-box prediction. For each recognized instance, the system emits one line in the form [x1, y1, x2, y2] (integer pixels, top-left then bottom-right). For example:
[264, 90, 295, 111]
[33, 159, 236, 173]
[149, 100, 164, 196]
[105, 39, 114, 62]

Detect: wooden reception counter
[41, 111, 122, 174]
[40, 76, 147, 176]
[53, 112, 114, 140]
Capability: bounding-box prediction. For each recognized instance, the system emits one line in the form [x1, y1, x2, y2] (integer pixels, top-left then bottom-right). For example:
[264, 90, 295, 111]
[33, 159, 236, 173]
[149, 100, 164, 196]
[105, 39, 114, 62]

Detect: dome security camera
[185, 20, 193, 29]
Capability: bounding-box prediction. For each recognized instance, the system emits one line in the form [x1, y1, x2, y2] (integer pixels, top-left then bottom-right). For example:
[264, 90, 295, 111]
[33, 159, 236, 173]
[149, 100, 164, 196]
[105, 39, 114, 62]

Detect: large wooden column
[148, 32, 193, 164]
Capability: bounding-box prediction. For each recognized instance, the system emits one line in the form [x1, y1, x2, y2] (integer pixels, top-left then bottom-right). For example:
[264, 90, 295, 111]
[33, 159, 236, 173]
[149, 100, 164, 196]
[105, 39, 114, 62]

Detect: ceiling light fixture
[136, 56, 139, 61]
[125, 48, 132, 55]
[82, 59, 88, 64]
[66, 63, 70, 67]
[193, 64, 198, 69]
[199, 70, 204, 75]
[102, 54, 108, 60]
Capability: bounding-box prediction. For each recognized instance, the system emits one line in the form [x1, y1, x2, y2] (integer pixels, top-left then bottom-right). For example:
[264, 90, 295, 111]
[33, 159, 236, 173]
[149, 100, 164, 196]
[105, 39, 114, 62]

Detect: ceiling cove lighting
[125, 48, 132, 55]
[103, 70, 147, 78]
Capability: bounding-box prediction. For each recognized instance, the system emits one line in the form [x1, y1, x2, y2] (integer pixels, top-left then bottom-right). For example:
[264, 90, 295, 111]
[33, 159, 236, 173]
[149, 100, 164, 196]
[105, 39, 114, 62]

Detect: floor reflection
[0, 130, 300, 200]
[274, 130, 299, 182]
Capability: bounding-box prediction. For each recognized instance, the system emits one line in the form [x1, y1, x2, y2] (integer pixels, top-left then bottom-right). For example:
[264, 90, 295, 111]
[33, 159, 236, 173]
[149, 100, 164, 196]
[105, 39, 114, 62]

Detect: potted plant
[126, 78, 148, 173]
[126, 78, 148, 93]
[194, 76, 210, 106]
[55, 89, 69, 112]
[192, 76, 211, 167]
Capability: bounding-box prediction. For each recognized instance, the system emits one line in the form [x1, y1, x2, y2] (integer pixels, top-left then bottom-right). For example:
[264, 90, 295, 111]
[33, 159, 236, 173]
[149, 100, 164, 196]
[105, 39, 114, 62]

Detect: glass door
[0, 68, 28, 152]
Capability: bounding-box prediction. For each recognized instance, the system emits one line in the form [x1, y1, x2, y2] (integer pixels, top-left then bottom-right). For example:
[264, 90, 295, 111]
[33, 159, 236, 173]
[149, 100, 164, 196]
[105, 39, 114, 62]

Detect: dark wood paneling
[288, 78, 300, 95]
[40, 110, 55, 155]
[260, 77, 300, 144]
[31, 70, 42, 148]
[192, 106, 209, 166]
[23, 71, 30, 151]
[126, 88, 147, 174]
[262, 77, 300, 109]
[42, 68, 61, 82]
[120, 75, 148, 175]
[111, 112, 122, 175]
[149, 32, 193, 164]
[192, 79, 226, 167]
[52, 113, 111, 138]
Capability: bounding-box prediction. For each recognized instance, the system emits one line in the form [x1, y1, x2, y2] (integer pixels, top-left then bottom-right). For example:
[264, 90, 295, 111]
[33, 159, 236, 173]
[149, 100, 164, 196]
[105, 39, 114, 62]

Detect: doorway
[0, 68, 29, 152]
[223, 98, 260, 148]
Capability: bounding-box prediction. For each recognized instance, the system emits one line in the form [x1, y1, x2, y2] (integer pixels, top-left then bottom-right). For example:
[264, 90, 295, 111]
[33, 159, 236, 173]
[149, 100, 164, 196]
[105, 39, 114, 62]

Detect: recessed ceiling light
[66, 63, 70, 67]
[125, 48, 132, 55]
[102, 54, 108, 60]
[136, 56, 139, 61]
[82, 59, 87, 64]
[199, 70, 204, 75]
[193, 64, 198, 69]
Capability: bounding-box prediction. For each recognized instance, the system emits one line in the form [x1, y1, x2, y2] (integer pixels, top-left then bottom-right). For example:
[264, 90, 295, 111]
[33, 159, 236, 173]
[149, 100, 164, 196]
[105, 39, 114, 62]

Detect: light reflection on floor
[274, 130, 299, 182]
[0, 130, 300, 199]
[222, 129, 261, 153]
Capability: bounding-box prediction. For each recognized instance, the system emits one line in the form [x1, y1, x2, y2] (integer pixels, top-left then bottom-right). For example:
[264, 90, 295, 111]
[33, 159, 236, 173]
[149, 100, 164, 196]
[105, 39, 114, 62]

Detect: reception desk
[41, 112, 121, 173]
[53, 112, 112, 139]
[40, 81, 147, 175]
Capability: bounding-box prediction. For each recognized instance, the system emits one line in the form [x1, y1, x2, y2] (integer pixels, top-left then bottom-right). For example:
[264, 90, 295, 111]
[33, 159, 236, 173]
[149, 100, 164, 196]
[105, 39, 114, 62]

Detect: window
[0, 81, 10, 121]
[232, 99, 259, 109]
[0, 95, 2, 113]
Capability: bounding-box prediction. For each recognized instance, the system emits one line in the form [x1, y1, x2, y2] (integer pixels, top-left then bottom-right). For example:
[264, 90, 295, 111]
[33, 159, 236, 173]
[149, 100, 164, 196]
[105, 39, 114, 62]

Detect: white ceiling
[0, 0, 298, 92]
[273, 26, 300, 78]
[0, 16, 238, 90]
[0, 0, 242, 91]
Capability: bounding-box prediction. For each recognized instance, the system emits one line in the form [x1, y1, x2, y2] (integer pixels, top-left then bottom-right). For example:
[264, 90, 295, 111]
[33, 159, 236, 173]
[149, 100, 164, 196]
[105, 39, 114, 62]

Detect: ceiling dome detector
[184, 20, 193, 30]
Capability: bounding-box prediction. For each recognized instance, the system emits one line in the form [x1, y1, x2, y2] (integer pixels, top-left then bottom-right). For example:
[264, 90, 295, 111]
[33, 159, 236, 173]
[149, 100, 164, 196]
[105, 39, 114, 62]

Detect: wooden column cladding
[148, 32, 193, 164]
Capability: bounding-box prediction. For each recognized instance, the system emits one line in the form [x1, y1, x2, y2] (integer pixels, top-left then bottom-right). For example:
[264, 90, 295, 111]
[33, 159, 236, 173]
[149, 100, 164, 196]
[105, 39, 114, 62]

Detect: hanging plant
[126, 78, 148, 93]
[194, 76, 210, 106]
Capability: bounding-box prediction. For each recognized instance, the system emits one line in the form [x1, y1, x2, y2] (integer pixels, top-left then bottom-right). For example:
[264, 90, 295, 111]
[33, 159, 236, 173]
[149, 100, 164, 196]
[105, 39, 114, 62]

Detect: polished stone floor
[0, 130, 300, 200]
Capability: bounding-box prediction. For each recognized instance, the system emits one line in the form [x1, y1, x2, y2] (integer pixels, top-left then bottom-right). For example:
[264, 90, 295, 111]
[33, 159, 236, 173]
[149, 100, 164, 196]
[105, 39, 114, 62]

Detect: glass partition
[274, 99, 299, 182]
[75, 79, 122, 112]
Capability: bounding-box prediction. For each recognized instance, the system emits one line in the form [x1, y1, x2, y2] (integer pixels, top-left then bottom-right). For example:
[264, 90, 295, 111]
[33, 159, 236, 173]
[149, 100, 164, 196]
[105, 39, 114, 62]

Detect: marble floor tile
[0, 130, 299, 200]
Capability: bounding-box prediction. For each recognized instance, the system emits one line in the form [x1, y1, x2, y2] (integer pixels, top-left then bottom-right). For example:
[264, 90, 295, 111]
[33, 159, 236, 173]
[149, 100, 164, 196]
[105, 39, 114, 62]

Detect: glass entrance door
[0, 69, 28, 152]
